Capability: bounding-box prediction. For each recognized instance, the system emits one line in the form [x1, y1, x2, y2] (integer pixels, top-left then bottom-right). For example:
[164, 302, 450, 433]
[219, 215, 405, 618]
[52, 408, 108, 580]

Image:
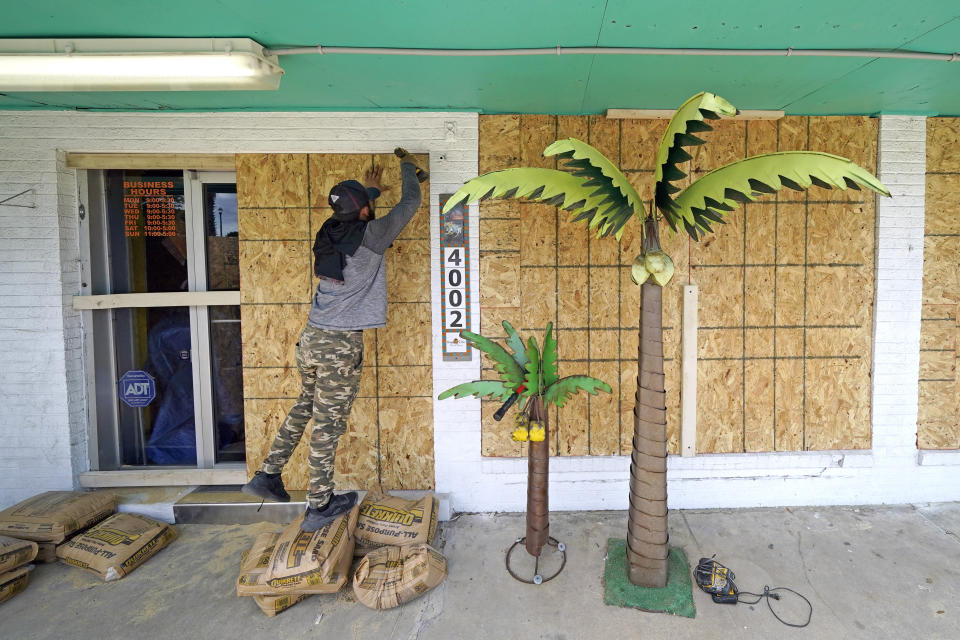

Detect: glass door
[85, 169, 243, 469]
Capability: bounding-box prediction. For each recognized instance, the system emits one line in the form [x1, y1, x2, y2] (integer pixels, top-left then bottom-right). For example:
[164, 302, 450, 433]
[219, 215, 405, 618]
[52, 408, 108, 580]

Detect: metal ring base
[505, 536, 567, 585]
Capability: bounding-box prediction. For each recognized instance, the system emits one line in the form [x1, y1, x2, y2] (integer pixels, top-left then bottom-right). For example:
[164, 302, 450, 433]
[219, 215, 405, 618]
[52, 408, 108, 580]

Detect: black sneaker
[301, 492, 358, 532]
[241, 471, 290, 503]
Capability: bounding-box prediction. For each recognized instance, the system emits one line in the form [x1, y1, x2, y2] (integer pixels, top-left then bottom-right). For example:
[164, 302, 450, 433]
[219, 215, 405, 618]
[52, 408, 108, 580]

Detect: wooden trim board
[73, 291, 241, 310]
[66, 153, 236, 170]
[605, 109, 784, 120]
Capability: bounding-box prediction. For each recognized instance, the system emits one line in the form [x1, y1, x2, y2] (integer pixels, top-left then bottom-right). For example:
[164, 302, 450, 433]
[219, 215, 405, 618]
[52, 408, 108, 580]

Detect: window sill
[79, 466, 247, 488]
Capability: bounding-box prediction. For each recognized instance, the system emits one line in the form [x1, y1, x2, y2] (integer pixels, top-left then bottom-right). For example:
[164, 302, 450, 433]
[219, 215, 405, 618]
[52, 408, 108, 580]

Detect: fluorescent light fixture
[0, 38, 284, 91]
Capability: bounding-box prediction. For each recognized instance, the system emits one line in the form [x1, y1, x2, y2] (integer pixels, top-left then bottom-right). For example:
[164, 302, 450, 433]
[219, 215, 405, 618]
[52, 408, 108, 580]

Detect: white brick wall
[0, 110, 478, 508]
[1, 111, 956, 512]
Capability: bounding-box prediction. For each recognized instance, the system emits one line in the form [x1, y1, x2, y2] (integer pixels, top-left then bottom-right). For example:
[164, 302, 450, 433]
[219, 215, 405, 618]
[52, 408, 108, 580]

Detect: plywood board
[480, 218, 520, 252]
[696, 359, 743, 454]
[520, 115, 557, 169]
[378, 398, 434, 490]
[588, 360, 620, 455]
[479, 306, 520, 339]
[480, 257, 520, 308]
[520, 204, 557, 266]
[378, 303, 431, 366]
[238, 208, 310, 241]
[244, 398, 309, 487]
[474, 113, 877, 456]
[928, 118, 960, 173]
[479, 115, 521, 174]
[386, 239, 431, 303]
[242, 367, 301, 400]
[239, 241, 311, 304]
[925, 174, 960, 235]
[923, 236, 960, 305]
[236, 154, 308, 209]
[805, 358, 871, 450]
[333, 398, 380, 490]
[240, 304, 307, 368]
[482, 400, 523, 457]
[378, 366, 432, 398]
[307, 154, 371, 208]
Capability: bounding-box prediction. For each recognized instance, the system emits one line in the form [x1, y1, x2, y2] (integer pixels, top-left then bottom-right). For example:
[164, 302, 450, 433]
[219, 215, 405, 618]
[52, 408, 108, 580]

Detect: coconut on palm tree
[443, 91, 890, 588]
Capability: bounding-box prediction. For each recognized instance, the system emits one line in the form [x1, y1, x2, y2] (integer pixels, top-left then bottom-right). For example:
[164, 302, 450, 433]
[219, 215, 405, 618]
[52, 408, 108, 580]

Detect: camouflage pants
[262, 325, 363, 509]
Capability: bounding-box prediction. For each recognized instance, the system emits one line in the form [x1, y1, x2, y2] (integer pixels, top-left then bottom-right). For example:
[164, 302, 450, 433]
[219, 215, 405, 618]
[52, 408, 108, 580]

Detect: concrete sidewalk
[3, 503, 958, 639]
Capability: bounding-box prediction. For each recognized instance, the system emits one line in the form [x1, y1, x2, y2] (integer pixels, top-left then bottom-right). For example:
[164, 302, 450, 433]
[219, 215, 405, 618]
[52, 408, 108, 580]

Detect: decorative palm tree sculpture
[443, 92, 890, 588]
[439, 321, 611, 583]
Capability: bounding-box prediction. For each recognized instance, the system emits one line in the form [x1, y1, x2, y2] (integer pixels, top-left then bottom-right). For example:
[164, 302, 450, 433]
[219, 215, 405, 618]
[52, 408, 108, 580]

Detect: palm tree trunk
[525, 394, 549, 557]
[626, 217, 669, 587]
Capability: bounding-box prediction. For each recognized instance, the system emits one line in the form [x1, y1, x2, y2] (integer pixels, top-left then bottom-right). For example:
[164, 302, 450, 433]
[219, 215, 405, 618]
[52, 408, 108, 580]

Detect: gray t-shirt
[307, 162, 422, 330]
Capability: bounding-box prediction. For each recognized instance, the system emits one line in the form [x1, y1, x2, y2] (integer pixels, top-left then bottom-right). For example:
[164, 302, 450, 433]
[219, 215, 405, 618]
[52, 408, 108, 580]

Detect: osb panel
[242, 367, 301, 399]
[333, 398, 380, 491]
[588, 115, 620, 166]
[925, 174, 960, 235]
[690, 210, 744, 266]
[238, 208, 309, 241]
[920, 308, 957, 351]
[588, 267, 620, 328]
[557, 115, 589, 142]
[244, 398, 306, 483]
[588, 360, 620, 455]
[692, 266, 744, 327]
[482, 401, 522, 457]
[240, 304, 307, 368]
[476, 113, 876, 456]
[520, 115, 557, 168]
[927, 118, 960, 173]
[378, 366, 432, 398]
[520, 267, 556, 330]
[479, 306, 520, 339]
[918, 381, 960, 449]
[236, 154, 308, 208]
[744, 359, 775, 452]
[378, 303, 431, 366]
[239, 241, 311, 304]
[480, 257, 520, 307]
[386, 239, 431, 303]
[479, 115, 521, 173]
[620, 119, 668, 171]
[774, 360, 804, 451]
[379, 398, 434, 490]
[805, 358, 871, 450]
[480, 199, 520, 219]
[480, 218, 520, 252]
[744, 204, 776, 265]
[923, 236, 960, 305]
[308, 154, 371, 208]
[919, 349, 955, 381]
[697, 359, 743, 454]
[558, 267, 589, 328]
[805, 266, 872, 326]
[239, 152, 435, 491]
[520, 204, 557, 266]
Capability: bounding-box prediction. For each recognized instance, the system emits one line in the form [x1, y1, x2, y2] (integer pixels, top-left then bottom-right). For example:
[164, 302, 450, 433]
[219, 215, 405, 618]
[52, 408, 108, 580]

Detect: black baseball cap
[328, 180, 381, 213]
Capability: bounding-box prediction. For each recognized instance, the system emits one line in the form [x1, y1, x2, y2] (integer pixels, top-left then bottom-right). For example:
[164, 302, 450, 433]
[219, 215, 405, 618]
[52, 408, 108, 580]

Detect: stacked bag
[237, 492, 447, 617]
[0, 536, 37, 604]
[0, 490, 177, 593]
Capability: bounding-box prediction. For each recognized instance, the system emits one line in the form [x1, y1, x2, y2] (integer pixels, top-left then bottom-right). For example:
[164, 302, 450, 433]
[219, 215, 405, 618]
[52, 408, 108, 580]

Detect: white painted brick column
[871, 116, 926, 467]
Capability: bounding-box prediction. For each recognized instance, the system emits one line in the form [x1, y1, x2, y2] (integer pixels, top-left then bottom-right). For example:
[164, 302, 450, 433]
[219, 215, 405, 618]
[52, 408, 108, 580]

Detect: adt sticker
[118, 370, 156, 408]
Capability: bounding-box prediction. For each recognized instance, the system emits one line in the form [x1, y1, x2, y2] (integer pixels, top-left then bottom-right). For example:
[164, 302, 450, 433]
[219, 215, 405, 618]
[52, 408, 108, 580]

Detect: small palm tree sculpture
[439, 321, 611, 581]
[443, 92, 890, 588]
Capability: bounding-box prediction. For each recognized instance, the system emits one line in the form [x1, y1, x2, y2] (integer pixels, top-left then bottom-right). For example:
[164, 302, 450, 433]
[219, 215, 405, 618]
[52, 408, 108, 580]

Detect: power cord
[694, 556, 813, 628]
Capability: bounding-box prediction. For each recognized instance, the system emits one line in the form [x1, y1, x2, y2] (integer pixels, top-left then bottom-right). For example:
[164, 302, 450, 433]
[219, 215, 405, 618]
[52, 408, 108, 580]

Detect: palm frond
[543, 375, 612, 408]
[438, 380, 514, 402]
[523, 336, 541, 396]
[654, 92, 738, 232]
[544, 138, 646, 240]
[502, 321, 530, 367]
[671, 151, 890, 240]
[441, 168, 610, 218]
[460, 330, 525, 389]
[541, 322, 558, 388]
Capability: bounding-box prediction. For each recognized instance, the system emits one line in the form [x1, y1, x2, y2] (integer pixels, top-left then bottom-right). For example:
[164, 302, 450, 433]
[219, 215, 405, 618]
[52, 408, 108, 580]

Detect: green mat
[603, 539, 696, 618]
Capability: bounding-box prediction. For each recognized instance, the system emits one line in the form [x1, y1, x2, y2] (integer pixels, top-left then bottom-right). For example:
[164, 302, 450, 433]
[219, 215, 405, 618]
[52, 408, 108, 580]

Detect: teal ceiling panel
[0, 2, 959, 114]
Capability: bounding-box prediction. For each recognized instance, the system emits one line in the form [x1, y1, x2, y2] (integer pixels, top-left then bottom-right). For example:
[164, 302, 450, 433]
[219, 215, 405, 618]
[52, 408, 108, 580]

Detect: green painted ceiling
[2, 1, 959, 115]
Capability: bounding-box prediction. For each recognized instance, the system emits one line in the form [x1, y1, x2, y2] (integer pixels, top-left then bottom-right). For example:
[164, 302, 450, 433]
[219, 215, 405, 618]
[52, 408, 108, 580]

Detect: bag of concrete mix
[0, 536, 37, 573]
[253, 593, 312, 617]
[237, 506, 358, 596]
[354, 493, 438, 556]
[352, 544, 447, 610]
[56, 512, 177, 581]
[0, 565, 33, 605]
[35, 543, 58, 564]
[0, 491, 117, 544]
